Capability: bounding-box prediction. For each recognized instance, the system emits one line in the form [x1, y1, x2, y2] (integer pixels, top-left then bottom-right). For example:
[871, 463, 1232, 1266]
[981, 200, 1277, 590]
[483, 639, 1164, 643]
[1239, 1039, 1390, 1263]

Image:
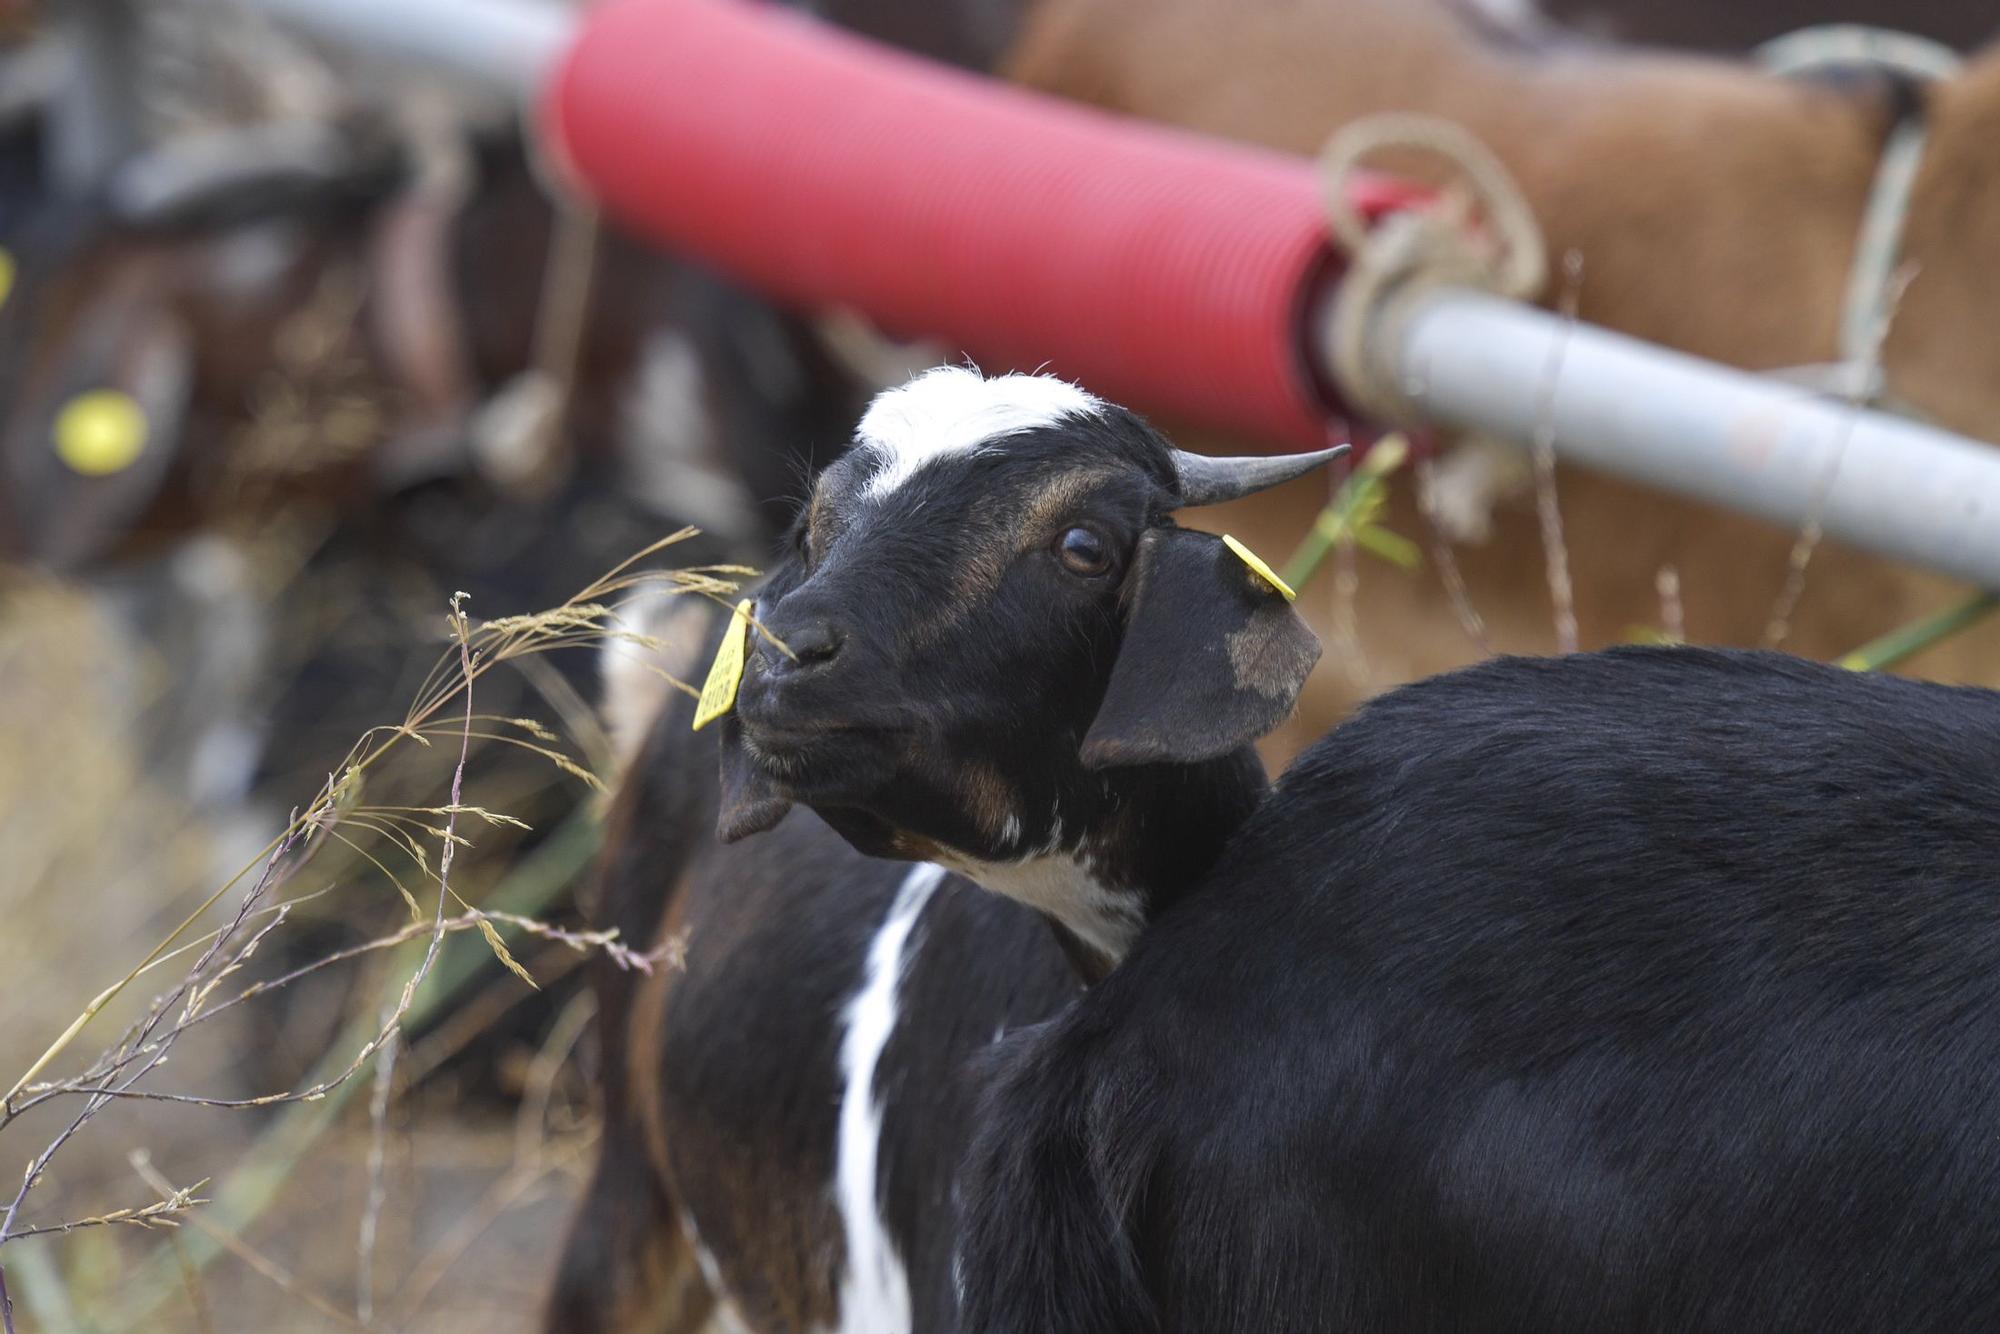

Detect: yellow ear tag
[0, 247, 14, 311]
[54, 389, 149, 476]
[1222, 533, 1296, 602]
[692, 599, 754, 731]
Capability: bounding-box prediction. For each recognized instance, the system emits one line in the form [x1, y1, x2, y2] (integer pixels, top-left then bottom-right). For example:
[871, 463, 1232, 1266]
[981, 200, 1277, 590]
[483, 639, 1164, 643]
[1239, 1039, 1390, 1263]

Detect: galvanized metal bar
[48, 0, 146, 193]
[205, 0, 2000, 590]
[230, 0, 571, 99]
[1368, 287, 2000, 588]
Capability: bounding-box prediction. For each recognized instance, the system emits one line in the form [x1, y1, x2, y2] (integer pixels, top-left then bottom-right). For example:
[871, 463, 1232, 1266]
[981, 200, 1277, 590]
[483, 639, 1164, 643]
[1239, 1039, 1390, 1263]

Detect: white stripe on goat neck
[943, 848, 1144, 964]
[856, 367, 1103, 498]
[831, 861, 946, 1334]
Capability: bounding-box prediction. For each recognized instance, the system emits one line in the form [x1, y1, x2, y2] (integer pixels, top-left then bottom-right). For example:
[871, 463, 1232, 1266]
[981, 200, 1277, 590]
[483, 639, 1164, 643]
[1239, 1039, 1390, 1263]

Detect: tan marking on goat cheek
[913, 470, 1121, 646]
[887, 830, 946, 861]
[1020, 468, 1117, 536]
[900, 535, 1009, 649]
[954, 760, 1022, 844]
[807, 488, 834, 551]
[912, 528, 1015, 645]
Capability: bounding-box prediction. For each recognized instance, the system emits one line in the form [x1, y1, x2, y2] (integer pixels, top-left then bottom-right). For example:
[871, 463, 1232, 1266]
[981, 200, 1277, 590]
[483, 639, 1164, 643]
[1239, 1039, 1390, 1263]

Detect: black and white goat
[957, 646, 2000, 1332]
[548, 367, 1340, 1331]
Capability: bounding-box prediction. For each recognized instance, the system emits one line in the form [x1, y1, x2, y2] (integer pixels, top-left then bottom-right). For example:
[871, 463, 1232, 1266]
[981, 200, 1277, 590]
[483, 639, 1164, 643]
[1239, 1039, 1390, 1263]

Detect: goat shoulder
[961, 648, 2000, 1332]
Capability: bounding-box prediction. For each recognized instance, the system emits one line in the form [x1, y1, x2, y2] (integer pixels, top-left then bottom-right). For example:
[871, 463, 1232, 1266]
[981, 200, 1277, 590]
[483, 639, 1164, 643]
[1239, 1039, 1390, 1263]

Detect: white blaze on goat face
[831, 861, 946, 1334]
[854, 366, 1104, 499]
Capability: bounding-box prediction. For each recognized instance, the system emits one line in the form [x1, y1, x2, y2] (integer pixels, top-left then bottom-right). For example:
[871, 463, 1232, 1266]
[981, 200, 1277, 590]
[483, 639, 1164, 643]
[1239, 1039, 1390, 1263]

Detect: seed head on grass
[0, 536, 727, 1327]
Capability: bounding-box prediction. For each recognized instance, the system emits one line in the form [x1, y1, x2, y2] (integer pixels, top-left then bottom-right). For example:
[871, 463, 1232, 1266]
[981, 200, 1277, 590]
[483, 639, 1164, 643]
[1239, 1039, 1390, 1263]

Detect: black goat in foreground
[560, 363, 2000, 1333]
[958, 646, 2000, 1332]
[550, 367, 1338, 1330]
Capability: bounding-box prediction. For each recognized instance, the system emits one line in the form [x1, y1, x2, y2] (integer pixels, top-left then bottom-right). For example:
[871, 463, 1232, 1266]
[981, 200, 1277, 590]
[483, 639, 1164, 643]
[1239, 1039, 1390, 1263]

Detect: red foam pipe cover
[547, 0, 1419, 447]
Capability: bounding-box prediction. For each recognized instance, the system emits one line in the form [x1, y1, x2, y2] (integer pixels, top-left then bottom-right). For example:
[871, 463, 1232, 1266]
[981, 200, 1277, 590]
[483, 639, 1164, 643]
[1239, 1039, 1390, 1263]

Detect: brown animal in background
[0, 125, 706, 569]
[1000, 0, 2000, 755]
[1534, 0, 1995, 55]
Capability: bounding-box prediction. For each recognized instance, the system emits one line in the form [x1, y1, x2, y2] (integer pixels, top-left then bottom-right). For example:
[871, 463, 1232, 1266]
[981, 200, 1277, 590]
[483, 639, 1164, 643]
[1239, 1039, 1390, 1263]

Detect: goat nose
[759, 616, 843, 673]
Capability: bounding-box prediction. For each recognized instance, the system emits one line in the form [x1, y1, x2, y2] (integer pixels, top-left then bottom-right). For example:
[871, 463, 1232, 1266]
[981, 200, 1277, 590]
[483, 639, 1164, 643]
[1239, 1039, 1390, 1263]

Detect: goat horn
[1170, 443, 1351, 508]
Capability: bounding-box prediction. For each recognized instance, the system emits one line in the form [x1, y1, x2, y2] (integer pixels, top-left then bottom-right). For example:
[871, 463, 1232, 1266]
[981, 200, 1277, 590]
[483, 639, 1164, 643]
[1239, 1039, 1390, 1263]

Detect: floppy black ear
[715, 706, 793, 842]
[1081, 527, 1321, 769]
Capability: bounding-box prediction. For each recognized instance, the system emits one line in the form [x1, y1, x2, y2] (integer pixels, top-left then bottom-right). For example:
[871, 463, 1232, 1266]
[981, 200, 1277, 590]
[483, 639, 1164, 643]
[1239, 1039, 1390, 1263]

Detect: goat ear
[1081, 527, 1320, 769]
[715, 713, 793, 842]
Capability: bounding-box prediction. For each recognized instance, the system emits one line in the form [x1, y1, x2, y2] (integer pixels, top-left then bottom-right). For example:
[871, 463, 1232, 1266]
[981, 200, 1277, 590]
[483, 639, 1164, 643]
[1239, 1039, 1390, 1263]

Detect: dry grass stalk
[1532, 249, 1583, 655]
[165, 1224, 216, 1334]
[0, 536, 725, 1324]
[0, 1183, 208, 1241]
[1, 911, 635, 1124]
[0, 812, 309, 1252]
[392, 991, 599, 1322]
[397, 941, 585, 1090]
[1330, 456, 1371, 690]
[356, 1025, 399, 1326]
[1415, 454, 1492, 654]
[1280, 443, 1420, 694]
[130, 1151, 360, 1329]
[1764, 263, 1918, 649]
[3, 531, 710, 1116]
[1657, 565, 1686, 645]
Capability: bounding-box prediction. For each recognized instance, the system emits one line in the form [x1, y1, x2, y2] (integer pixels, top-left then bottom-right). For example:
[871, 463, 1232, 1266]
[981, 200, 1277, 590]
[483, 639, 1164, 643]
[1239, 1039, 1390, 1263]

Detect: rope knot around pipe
[1319, 113, 1547, 425]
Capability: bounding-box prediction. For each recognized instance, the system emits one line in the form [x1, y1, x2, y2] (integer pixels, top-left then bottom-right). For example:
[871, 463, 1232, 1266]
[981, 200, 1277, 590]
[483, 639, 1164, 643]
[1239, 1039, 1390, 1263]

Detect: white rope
[1757, 25, 1961, 398]
[1318, 114, 1548, 424]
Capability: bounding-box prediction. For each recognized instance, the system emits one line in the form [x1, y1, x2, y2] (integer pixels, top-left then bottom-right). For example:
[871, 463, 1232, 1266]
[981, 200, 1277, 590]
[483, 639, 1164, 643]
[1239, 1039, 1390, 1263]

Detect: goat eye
[1056, 526, 1110, 576]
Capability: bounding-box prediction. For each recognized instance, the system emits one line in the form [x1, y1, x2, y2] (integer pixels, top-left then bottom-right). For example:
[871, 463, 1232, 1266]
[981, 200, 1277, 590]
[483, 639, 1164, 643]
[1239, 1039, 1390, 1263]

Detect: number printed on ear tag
[693, 599, 754, 731]
[1221, 534, 1296, 602]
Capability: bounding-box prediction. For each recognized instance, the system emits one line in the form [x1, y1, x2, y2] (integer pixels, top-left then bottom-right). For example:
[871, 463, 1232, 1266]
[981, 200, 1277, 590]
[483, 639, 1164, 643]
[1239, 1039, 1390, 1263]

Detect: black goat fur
[959, 646, 2000, 1333]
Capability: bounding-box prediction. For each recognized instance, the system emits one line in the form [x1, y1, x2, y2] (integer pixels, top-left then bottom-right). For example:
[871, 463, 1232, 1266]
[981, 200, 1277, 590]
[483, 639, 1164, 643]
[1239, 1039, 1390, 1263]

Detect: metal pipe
[1369, 287, 2000, 588]
[48, 0, 145, 194]
[233, 0, 572, 99]
[190, 0, 2000, 592]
